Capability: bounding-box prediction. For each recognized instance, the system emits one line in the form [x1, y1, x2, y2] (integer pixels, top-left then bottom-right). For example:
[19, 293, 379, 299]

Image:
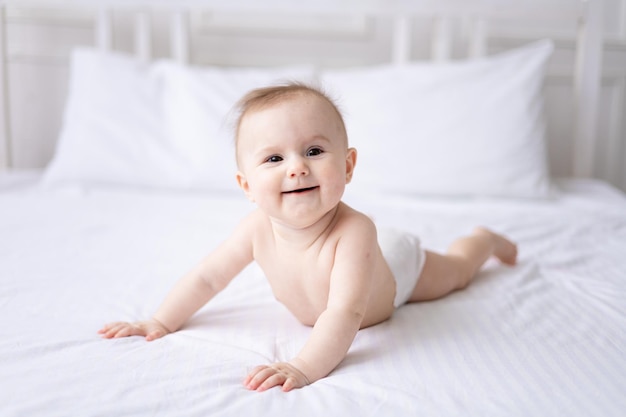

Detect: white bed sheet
[1, 173, 625, 417]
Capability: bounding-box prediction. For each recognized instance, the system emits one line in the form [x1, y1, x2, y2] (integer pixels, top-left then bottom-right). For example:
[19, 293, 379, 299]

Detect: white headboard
[0, 0, 607, 182]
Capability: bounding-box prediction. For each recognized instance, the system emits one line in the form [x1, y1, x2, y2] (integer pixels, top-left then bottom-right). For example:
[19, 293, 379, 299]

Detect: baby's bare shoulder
[229, 209, 269, 242]
[335, 203, 377, 241]
[338, 202, 375, 224]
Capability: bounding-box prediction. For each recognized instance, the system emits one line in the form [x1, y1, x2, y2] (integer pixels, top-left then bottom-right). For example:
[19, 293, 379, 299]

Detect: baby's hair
[232, 82, 347, 160]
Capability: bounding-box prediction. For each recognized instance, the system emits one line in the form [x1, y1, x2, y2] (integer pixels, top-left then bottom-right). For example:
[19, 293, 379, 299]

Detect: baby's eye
[306, 147, 323, 157]
[265, 155, 283, 163]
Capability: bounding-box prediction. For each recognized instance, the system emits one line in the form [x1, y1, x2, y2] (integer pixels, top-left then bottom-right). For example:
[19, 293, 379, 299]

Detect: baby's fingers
[245, 366, 288, 391]
[281, 376, 299, 392]
[145, 328, 167, 342]
[98, 322, 145, 339]
[244, 365, 269, 390]
[244, 363, 311, 392]
[98, 322, 123, 338]
[256, 373, 287, 392]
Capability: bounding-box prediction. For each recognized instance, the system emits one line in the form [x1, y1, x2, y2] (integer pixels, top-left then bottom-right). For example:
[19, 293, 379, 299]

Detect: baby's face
[236, 94, 356, 228]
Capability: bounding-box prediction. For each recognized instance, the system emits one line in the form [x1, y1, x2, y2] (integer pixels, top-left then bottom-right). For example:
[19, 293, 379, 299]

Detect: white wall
[3, 2, 626, 191]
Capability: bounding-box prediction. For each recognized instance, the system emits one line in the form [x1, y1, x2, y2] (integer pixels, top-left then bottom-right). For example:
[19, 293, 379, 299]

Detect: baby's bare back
[251, 204, 396, 328]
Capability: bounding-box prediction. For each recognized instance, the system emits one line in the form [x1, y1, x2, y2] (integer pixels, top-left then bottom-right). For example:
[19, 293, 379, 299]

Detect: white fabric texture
[41, 49, 182, 188]
[1, 175, 625, 417]
[41, 49, 315, 192]
[322, 40, 554, 198]
[43, 42, 552, 198]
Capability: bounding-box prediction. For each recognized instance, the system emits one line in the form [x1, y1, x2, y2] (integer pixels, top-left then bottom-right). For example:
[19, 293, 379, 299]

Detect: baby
[99, 83, 517, 392]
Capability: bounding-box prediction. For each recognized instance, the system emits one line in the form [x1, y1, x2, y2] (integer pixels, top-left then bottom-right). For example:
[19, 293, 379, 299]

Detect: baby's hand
[98, 319, 170, 341]
[244, 362, 311, 392]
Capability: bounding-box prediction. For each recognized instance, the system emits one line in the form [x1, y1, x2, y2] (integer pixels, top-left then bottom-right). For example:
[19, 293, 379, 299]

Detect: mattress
[1, 173, 625, 416]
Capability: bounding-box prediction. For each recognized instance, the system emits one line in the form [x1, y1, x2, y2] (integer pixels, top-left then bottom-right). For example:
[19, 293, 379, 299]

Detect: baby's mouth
[283, 186, 319, 194]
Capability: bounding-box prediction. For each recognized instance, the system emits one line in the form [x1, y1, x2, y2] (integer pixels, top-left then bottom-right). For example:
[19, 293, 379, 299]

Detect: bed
[1, 1, 625, 416]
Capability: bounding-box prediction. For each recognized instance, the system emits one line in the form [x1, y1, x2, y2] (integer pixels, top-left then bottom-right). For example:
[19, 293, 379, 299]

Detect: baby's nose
[287, 159, 309, 178]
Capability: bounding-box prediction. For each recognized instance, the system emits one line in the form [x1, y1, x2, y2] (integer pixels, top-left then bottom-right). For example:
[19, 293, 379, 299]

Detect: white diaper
[378, 228, 426, 308]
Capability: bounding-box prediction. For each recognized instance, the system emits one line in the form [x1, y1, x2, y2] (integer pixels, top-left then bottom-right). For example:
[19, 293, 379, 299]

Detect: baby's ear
[236, 172, 255, 202]
[345, 147, 357, 184]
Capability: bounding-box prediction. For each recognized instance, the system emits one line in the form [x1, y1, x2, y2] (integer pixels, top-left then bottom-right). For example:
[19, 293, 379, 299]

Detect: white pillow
[42, 48, 315, 191]
[160, 64, 316, 192]
[322, 40, 554, 198]
[42, 49, 190, 189]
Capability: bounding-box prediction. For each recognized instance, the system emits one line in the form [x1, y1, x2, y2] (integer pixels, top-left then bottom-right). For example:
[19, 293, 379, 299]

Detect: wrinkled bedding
[1, 173, 625, 417]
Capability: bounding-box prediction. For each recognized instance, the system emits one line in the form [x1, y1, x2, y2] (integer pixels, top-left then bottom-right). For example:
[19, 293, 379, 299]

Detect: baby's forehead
[250, 91, 335, 116]
[244, 92, 345, 132]
[235, 88, 348, 163]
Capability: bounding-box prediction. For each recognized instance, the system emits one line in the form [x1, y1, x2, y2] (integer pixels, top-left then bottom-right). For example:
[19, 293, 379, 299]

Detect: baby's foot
[474, 227, 518, 265]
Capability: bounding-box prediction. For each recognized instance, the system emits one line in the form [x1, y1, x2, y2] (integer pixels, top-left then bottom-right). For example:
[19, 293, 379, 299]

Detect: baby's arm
[99, 214, 256, 340]
[245, 219, 377, 391]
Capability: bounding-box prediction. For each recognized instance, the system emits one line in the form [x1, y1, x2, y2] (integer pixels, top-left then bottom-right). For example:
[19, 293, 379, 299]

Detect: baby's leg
[408, 227, 517, 302]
